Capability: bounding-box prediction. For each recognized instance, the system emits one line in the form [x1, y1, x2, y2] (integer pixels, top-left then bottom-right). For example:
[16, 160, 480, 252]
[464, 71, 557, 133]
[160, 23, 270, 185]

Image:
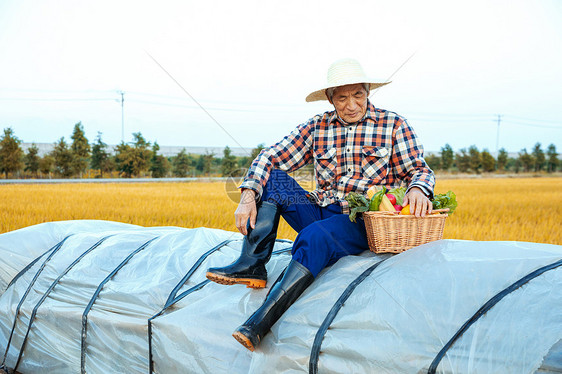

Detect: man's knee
[292, 216, 367, 257]
[291, 220, 342, 277]
[293, 220, 335, 255]
[266, 169, 290, 186]
[262, 170, 304, 205]
[263, 170, 287, 194]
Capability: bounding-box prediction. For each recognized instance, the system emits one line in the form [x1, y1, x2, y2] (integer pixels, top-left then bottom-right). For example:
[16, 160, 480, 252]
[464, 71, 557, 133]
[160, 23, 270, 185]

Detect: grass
[0, 177, 560, 245]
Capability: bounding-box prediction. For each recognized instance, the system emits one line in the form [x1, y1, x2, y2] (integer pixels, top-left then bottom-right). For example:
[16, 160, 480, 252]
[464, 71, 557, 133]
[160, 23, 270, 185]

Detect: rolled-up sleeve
[240, 119, 315, 198]
[390, 118, 435, 198]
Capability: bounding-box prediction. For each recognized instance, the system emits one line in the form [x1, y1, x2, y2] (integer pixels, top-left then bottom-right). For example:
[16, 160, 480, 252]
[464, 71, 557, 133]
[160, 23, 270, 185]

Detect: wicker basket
[363, 209, 449, 254]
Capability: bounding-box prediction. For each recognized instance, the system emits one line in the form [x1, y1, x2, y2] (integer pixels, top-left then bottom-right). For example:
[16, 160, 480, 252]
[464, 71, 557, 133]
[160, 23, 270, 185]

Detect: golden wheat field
[0, 177, 560, 245]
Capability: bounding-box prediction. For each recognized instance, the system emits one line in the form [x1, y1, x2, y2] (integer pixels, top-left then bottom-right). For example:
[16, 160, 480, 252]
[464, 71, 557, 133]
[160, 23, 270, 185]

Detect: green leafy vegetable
[345, 192, 369, 222]
[431, 191, 458, 214]
[368, 186, 387, 211]
[388, 187, 406, 206]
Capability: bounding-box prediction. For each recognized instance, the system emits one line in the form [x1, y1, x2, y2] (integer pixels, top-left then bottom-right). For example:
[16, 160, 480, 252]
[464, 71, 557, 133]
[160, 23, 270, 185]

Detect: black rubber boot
[206, 201, 280, 288]
[232, 260, 314, 351]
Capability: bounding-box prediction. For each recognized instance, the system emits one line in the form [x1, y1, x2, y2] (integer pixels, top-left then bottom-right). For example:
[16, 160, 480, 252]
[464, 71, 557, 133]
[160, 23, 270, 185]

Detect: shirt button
[348, 168, 351, 172]
[347, 148, 350, 152]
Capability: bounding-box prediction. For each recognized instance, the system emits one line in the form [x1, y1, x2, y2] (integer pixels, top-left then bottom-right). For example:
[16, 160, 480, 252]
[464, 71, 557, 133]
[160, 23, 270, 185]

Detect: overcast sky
[0, 0, 561, 155]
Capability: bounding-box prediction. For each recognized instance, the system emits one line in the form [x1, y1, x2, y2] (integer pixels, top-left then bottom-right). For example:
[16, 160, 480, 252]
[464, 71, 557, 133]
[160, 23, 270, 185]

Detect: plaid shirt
[240, 101, 435, 213]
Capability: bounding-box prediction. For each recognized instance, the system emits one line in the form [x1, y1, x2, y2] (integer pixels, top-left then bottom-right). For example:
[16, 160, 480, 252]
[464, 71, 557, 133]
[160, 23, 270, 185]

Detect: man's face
[329, 83, 368, 124]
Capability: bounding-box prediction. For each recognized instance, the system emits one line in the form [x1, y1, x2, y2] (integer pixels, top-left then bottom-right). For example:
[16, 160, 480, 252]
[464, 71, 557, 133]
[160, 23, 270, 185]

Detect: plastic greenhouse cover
[0, 220, 560, 374]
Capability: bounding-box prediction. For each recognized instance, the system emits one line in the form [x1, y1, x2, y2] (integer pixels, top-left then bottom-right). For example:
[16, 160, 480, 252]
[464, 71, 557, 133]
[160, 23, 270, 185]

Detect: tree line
[0, 124, 265, 179]
[0, 124, 559, 179]
[425, 143, 560, 174]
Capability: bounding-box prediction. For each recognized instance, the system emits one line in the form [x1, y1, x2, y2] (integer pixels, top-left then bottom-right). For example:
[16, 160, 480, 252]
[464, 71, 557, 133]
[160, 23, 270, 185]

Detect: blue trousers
[261, 169, 369, 277]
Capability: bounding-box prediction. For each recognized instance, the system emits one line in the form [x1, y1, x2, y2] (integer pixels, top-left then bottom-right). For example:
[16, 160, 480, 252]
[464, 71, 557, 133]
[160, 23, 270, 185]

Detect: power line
[501, 120, 561, 129]
[118, 91, 125, 143]
[144, 50, 252, 156]
[0, 88, 308, 109]
[127, 91, 307, 108]
[409, 115, 561, 130]
[407, 117, 494, 123]
[0, 97, 114, 102]
[503, 115, 562, 124]
[496, 114, 501, 152]
[370, 51, 417, 97]
[0, 88, 561, 131]
[126, 98, 260, 113]
[0, 88, 116, 94]
[406, 111, 494, 119]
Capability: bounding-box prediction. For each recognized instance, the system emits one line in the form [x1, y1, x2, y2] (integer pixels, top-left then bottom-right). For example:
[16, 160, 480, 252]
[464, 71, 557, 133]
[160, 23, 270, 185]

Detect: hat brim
[305, 81, 391, 102]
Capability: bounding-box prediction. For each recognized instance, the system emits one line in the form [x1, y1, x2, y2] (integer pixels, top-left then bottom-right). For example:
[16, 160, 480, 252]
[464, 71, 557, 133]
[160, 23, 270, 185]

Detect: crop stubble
[0, 178, 560, 245]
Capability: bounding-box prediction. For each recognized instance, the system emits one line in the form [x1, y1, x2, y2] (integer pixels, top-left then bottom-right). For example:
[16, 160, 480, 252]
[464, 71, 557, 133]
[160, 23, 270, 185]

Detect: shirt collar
[328, 100, 377, 126]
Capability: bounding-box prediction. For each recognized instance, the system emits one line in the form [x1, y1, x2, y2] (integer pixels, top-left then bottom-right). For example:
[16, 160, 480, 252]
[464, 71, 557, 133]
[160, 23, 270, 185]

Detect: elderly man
[206, 58, 435, 351]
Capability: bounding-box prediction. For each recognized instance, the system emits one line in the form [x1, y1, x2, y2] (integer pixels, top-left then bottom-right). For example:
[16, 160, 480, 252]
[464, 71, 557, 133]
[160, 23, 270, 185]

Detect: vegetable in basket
[345, 192, 370, 223]
[400, 190, 458, 215]
[431, 191, 458, 214]
[346, 187, 458, 221]
[368, 187, 387, 211]
[347, 187, 397, 222]
[387, 187, 406, 206]
[379, 194, 395, 212]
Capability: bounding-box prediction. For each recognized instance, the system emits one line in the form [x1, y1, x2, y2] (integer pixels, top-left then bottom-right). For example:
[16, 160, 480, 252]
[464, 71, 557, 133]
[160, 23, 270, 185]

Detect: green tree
[455, 148, 470, 173]
[221, 146, 238, 176]
[132, 132, 152, 174]
[90, 132, 113, 178]
[150, 142, 170, 178]
[0, 127, 24, 178]
[497, 148, 508, 171]
[114, 132, 152, 177]
[546, 144, 559, 173]
[187, 154, 197, 170]
[173, 148, 191, 177]
[425, 153, 441, 171]
[114, 142, 133, 177]
[24, 143, 40, 177]
[245, 143, 265, 168]
[518, 148, 534, 172]
[52, 137, 73, 177]
[203, 152, 214, 175]
[196, 154, 205, 173]
[481, 149, 496, 172]
[440, 143, 454, 171]
[468, 145, 481, 174]
[509, 157, 521, 173]
[39, 154, 55, 178]
[238, 156, 250, 168]
[70, 122, 90, 177]
[531, 142, 545, 172]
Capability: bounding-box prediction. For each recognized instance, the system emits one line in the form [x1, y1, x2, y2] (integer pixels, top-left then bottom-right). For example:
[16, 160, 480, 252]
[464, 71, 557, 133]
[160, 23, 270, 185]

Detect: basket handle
[366, 208, 450, 215]
[432, 208, 450, 213]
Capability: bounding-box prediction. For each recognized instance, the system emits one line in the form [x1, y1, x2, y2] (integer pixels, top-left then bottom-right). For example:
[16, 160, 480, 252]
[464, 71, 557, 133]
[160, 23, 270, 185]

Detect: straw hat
[305, 58, 391, 102]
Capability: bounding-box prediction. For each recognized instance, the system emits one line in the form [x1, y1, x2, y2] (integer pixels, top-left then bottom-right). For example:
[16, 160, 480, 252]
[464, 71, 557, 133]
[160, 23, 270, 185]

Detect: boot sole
[232, 331, 255, 352]
[206, 272, 267, 289]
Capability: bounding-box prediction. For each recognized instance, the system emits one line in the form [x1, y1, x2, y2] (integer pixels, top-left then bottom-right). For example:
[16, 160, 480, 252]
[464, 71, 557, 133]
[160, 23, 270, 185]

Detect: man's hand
[235, 189, 257, 235]
[402, 187, 432, 217]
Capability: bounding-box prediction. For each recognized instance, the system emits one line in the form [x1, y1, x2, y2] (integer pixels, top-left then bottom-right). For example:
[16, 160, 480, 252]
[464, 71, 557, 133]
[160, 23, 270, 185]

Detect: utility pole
[119, 91, 125, 143]
[496, 114, 501, 152]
